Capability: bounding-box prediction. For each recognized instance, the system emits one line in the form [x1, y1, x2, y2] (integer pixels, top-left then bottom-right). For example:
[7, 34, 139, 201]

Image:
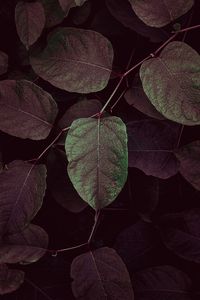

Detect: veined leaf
[129, 0, 194, 27]
[71, 247, 134, 299]
[0, 51, 8, 75]
[65, 116, 128, 210]
[175, 140, 200, 191]
[0, 160, 46, 235]
[30, 27, 114, 93]
[140, 41, 200, 125]
[15, 1, 45, 49]
[0, 224, 48, 264]
[0, 80, 58, 140]
[0, 264, 24, 295]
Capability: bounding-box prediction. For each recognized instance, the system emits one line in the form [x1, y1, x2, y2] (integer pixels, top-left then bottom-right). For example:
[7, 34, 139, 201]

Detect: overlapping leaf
[65, 116, 128, 210]
[0, 51, 8, 75]
[0, 160, 46, 235]
[127, 119, 181, 178]
[0, 80, 58, 140]
[15, 1, 45, 49]
[128, 0, 194, 27]
[40, 0, 65, 28]
[30, 27, 114, 93]
[0, 264, 24, 295]
[140, 41, 200, 125]
[133, 265, 192, 300]
[71, 247, 134, 299]
[175, 141, 200, 191]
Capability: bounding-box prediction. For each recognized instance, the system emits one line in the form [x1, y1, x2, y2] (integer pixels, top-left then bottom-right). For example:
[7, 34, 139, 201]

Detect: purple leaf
[127, 119, 181, 179]
[30, 27, 114, 93]
[129, 0, 194, 27]
[0, 264, 24, 295]
[0, 80, 58, 140]
[71, 247, 134, 299]
[39, 0, 65, 28]
[133, 265, 192, 300]
[0, 160, 46, 235]
[0, 224, 48, 264]
[175, 140, 200, 191]
[15, 1, 45, 49]
[0, 51, 8, 75]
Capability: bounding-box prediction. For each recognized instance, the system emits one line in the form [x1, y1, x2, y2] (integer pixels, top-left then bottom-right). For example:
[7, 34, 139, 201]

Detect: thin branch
[25, 278, 53, 300]
[88, 210, 101, 244]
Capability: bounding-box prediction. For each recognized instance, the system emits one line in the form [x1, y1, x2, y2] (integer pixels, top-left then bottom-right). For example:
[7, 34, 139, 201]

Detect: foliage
[0, 0, 199, 298]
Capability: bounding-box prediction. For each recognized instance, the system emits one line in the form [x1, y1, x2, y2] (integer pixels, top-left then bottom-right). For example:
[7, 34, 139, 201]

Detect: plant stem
[88, 210, 101, 244]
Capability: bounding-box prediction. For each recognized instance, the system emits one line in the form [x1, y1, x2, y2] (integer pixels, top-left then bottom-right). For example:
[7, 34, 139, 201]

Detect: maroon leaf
[15, 1, 45, 49]
[0, 51, 8, 75]
[127, 119, 181, 179]
[106, 0, 169, 42]
[58, 0, 76, 14]
[71, 247, 134, 299]
[30, 27, 114, 93]
[0, 224, 48, 264]
[124, 74, 165, 120]
[71, 1, 91, 25]
[58, 98, 102, 129]
[133, 265, 192, 300]
[0, 80, 58, 140]
[0, 264, 24, 295]
[0, 160, 46, 235]
[175, 141, 200, 191]
[40, 0, 65, 28]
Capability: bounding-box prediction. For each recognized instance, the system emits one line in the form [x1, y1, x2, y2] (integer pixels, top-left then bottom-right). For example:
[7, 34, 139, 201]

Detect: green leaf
[15, 1, 45, 49]
[30, 27, 114, 93]
[0, 80, 58, 140]
[140, 41, 200, 125]
[0, 160, 46, 235]
[0, 264, 24, 295]
[175, 140, 200, 191]
[71, 247, 134, 299]
[129, 0, 194, 27]
[65, 116, 128, 210]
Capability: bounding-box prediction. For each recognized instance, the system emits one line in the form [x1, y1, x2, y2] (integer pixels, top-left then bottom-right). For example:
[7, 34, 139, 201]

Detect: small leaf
[0, 51, 8, 75]
[140, 41, 200, 125]
[0, 264, 24, 295]
[58, 0, 76, 14]
[133, 265, 191, 300]
[158, 208, 200, 263]
[40, 0, 65, 28]
[0, 224, 48, 264]
[30, 27, 114, 93]
[175, 141, 200, 191]
[124, 73, 165, 120]
[15, 1, 45, 49]
[71, 247, 134, 299]
[58, 98, 102, 129]
[0, 160, 46, 235]
[127, 119, 181, 179]
[0, 80, 58, 140]
[65, 116, 128, 210]
[129, 0, 194, 27]
[71, 1, 91, 25]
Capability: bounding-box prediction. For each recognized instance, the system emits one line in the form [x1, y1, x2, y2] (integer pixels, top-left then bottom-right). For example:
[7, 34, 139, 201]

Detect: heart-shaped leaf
[0, 80, 58, 140]
[127, 119, 181, 179]
[129, 0, 194, 27]
[0, 160, 46, 235]
[0, 224, 48, 264]
[71, 247, 134, 299]
[175, 141, 200, 191]
[0, 264, 24, 295]
[140, 41, 200, 125]
[15, 1, 45, 49]
[133, 265, 192, 300]
[30, 27, 114, 93]
[124, 73, 165, 120]
[0, 51, 8, 75]
[158, 208, 200, 263]
[65, 116, 128, 210]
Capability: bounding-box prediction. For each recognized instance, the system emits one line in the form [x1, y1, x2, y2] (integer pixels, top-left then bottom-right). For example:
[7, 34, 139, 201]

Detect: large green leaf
[65, 116, 128, 210]
[140, 41, 200, 125]
[30, 27, 114, 93]
[129, 0, 194, 27]
[175, 140, 200, 191]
